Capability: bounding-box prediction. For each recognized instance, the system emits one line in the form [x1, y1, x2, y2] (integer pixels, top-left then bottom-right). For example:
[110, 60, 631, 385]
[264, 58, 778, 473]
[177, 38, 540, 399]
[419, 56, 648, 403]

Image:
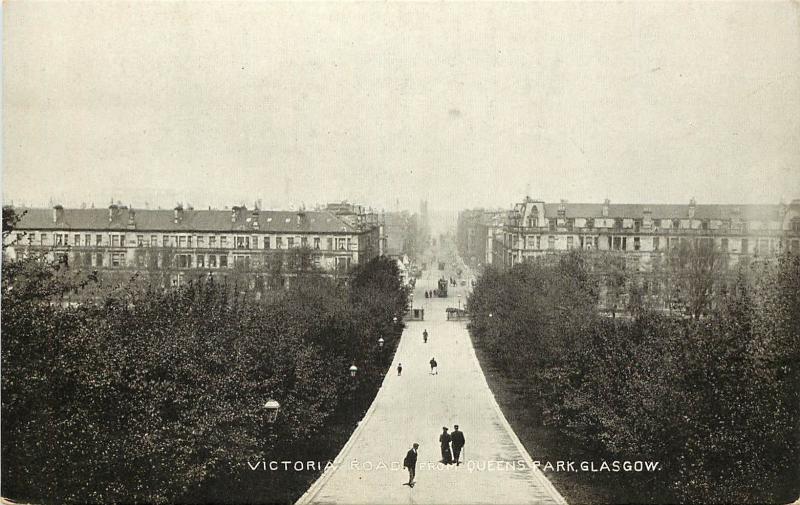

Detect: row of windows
[508, 234, 790, 254]
[63, 251, 358, 270]
[520, 217, 797, 232]
[14, 232, 355, 251]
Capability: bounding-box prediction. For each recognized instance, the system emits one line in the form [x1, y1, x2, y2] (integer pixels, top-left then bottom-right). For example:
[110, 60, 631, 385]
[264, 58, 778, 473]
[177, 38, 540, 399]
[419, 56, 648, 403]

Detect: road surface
[296, 269, 566, 505]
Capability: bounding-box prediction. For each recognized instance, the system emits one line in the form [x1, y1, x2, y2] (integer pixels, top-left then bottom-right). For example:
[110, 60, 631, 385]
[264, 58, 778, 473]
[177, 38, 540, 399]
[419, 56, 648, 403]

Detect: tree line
[468, 250, 799, 503]
[2, 209, 410, 504]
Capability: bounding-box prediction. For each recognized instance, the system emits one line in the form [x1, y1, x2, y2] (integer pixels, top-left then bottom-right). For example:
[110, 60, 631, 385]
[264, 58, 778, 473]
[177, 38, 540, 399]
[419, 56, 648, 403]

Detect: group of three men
[402, 426, 466, 487]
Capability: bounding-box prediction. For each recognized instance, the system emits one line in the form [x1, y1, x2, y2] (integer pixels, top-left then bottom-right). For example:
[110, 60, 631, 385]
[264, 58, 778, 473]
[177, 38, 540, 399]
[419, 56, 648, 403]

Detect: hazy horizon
[4, 2, 799, 216]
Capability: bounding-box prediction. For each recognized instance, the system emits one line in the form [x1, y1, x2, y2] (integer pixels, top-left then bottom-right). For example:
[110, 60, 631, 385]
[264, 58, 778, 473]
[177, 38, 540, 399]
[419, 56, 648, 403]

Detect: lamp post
[349, 364, 358, 378]
[265, 399, 281, 424]
[458, 294, 462, 310]
[378, 337, 385, 350]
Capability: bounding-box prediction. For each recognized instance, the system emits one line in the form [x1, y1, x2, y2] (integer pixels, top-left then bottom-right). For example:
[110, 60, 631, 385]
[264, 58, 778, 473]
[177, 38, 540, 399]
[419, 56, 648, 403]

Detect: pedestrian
[429, 357, 438, 375]
[439, 427, 453, 464]
[423, 329, 428, 343]
[403, 443, 419, 487]
[397, 363, 403, 376]
[424, 291, 429, 298]
[451, 425, 465, 466]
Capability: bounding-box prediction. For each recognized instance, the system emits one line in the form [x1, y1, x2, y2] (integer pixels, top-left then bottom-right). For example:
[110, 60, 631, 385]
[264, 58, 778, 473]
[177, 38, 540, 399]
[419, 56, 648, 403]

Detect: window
[95, 253, 104, 267]
[197, 254, 205, 268]
[548, 236, 555, 249]
[287, 237, 294, 248]
[549, 220, 556, 232]
[150, 235, 157, 247]
[179, 236, 187, 248]
[276, 237, 283, 249]
[720, 238, 728, 252]
[337, 238, 346, 250]
[252, 236, 258, 249]
[111, 252, 126, 267]
[84, 234, 91, 246]
[565, 236, 573, 249]
[187, 236, 192, 248]
[111, 235, 120, 247]
[741, 238, 749, 253]
[264, 236, 271, 249]
[672, 219, 680, 229]
[314, 237, 320, 249]
[536, 236, 541, 249]
[758, 238, 769, 255]
[634, 220, 642, 233]
[220, 236, 228, 248]
[301, 237, 308, 248]
[346, 238, 351, 250]
[163, 236, 169, 247]
[327, 237, 333, 250]
[236, 236, 248, 249]
[209, 255, 217, 268]
[136, 253, 146, 268]
[219, 255, 228, 268]
[653, 237, 660, 251]
[83, 254, 92, 267]
[634, 237, 640, 251]
[586, 218, 594, 229]
[613, 236, 622, 251]
[137, 235, 144, 247]
[792, 219, 800, 233]
[74, 234, 81, 246]
[701, 220, 709, 230]
[177, 254, 192, 268]
[234, 255, 250, 268]
[209, 236, 217, 248]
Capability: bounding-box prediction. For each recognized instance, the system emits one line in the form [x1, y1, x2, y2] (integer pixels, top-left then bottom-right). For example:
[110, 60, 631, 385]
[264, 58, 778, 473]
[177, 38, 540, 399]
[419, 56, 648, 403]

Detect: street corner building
[2, 202, 384, 291]
[457, 196, 800, 312]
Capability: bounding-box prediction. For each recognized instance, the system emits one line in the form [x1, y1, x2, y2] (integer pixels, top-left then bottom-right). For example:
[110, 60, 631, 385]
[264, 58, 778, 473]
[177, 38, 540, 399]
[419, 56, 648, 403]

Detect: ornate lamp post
[264, 399, 281, 424]
[349, 364, 358, 378]
[378, 337, 385, 349]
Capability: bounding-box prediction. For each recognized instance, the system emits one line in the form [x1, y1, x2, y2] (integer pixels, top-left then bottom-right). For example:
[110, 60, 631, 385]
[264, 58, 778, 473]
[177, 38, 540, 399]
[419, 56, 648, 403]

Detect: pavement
[296, 268, 567, 505]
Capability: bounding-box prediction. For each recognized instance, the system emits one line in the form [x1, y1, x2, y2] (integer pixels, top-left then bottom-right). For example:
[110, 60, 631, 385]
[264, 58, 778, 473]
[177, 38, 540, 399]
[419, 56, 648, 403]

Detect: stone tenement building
[4, 203, 382, 287]
[458, 197, 800, 312]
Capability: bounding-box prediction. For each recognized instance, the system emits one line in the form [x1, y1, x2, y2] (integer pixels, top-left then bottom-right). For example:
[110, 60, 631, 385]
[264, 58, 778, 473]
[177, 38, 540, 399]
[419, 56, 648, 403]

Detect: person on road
[439, 427, 453, 464]
[397, 363, 403, 376]
[423, 329, 428, 343]
[429, 357, 438, 375]
[403, 443, 419, 487]
[451, 425, 465, 465]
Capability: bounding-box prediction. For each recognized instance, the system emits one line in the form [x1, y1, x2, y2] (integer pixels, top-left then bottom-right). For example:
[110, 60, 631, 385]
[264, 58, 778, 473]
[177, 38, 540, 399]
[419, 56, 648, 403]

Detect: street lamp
[349, 364, 358, 378]
[378, 337, 385, 349]
[489, 312, 493, 318]
[265, 399, 281, 424]
[393, 316, 398, 325]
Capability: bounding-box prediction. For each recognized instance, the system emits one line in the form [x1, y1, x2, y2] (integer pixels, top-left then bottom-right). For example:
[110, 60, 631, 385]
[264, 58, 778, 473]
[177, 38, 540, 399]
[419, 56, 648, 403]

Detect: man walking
[439, 427, 453, 464]
[403, 443, 419, 487]
[397, 363, 403, 376]
[423, 329, 428, 343]
[451, 425, 465, 465]
[429, 357, 438, 375]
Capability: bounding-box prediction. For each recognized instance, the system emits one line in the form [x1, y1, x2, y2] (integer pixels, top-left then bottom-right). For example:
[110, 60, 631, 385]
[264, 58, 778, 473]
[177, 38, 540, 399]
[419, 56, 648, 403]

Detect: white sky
[3, 1, 799, 216]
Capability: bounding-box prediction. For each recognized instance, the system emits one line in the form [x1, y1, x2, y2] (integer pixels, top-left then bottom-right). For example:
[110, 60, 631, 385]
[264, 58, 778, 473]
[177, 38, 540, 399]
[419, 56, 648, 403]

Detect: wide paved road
[296, 269, 566, 505]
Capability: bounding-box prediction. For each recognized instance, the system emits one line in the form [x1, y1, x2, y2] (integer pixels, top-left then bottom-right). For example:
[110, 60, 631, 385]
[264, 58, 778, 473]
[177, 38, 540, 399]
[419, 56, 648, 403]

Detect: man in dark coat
[439, 427, 453, 464]
[403, 443, 419, 486]
[429, 357, 438, 375]
[423, 329, 428, 343]
[451, 425, 465, 465]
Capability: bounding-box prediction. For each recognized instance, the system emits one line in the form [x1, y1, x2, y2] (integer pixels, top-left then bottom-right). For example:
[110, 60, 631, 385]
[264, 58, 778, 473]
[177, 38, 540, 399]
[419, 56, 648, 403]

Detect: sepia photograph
[2, 1, 799, 504]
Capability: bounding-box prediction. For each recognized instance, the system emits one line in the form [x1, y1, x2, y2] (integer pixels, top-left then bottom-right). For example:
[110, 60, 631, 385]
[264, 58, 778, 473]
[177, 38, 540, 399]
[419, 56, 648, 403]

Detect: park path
[296, 267, 566, 505]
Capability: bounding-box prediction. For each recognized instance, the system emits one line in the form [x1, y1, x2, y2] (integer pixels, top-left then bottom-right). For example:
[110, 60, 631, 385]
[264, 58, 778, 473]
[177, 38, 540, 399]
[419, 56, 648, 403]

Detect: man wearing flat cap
[451, 425, 465, 465]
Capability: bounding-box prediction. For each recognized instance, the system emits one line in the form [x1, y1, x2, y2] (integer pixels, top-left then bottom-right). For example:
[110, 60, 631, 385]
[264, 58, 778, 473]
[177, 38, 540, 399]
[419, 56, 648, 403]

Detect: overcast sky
[3, 1, 799, 215]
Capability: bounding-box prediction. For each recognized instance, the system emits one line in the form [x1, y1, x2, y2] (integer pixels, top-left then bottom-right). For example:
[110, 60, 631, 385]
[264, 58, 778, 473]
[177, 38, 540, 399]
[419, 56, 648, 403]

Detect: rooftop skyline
[3, 2, 799, 214]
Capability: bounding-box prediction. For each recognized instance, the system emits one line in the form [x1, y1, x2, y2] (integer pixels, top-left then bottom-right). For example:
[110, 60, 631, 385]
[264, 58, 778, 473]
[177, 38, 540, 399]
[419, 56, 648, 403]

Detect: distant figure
[397, 363, 403, 376]
[424, 291, 429, 298]
[451, 425, 465, 465]
[403, 443, 419, 487]
[429, 357, 438, 375]
[439, 427, 453, 464]
[423, 329, 428, 343]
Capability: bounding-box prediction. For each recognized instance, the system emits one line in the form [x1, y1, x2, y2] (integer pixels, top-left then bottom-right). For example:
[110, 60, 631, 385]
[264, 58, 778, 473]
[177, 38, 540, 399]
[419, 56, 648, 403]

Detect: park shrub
[468, 251, 799, 503]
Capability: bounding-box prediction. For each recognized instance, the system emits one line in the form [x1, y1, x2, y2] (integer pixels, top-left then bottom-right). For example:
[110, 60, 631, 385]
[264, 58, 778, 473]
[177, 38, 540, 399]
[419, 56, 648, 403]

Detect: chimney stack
[53, 204, 64, 224]
[174, 205, 184, 224]
[602, 199, 610, 217]
[689, 198, 697, 219]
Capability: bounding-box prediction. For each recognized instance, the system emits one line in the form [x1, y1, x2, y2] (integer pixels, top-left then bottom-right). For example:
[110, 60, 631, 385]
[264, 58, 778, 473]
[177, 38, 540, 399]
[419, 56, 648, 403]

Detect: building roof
[540, 203, 782, 221]
[10, 206, 366, 234]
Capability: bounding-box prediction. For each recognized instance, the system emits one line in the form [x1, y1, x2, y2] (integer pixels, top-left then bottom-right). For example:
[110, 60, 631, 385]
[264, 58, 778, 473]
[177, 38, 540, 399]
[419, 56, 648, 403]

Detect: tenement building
[4, 203, 381, 288]
[465, 197, 800, 312]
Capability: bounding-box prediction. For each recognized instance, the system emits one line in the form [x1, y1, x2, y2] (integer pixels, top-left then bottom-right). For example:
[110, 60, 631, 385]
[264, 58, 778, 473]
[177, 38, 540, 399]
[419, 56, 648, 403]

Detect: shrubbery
[1, 244, 407, 503]
[468, 251, 799, 503]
